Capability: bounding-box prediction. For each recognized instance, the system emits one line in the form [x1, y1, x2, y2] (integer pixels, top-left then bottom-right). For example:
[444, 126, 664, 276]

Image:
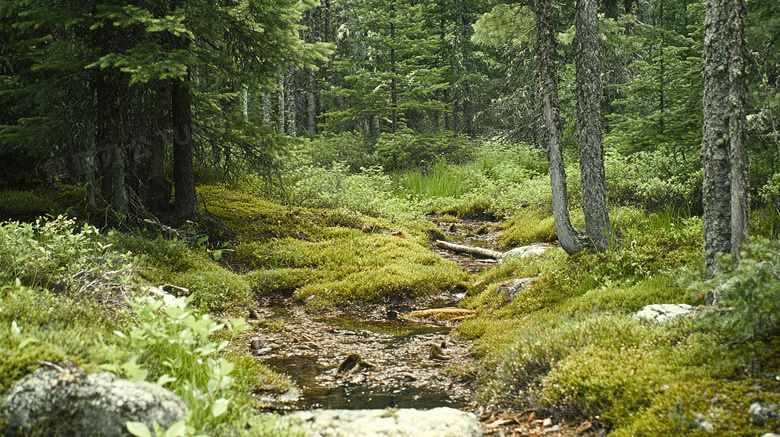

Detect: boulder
[632, 304, 696, 323]
[283, 407, 482, 437]
[1, 360, 187, 437]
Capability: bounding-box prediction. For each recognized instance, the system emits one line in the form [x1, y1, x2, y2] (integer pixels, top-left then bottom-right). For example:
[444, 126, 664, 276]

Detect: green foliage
[605, 149, 702, 212]
[485, 314, 767, 434]
[374, 131, 474, 171]
[0, 216, 139, 293]
[108, 232, 250, 313]
[694, 238, 780, 340]
[499, 207, 577, 248]
[304, 133, 378, 173]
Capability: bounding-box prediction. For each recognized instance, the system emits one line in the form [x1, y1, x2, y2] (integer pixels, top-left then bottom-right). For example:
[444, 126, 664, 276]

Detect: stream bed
[246, 296, 477, 411]
[242, 219, 507, 412]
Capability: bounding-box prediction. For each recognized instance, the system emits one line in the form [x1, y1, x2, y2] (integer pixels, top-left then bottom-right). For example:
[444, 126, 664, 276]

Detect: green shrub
[304, 132, 379, 172]
[375, 131, 474, 171]
[0, 216, 139, 294]
[694, 238, 780, 340]
[605, 149, 702, 212]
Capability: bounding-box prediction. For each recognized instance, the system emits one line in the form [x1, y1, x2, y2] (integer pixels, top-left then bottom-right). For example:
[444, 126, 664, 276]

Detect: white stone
[282, 407, 482, 437]
[632, 304, 695, 323]
[500, 244, 552, 262]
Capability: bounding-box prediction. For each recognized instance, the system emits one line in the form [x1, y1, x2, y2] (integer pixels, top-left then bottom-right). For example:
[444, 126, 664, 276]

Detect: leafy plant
[694, 238, 780, 341]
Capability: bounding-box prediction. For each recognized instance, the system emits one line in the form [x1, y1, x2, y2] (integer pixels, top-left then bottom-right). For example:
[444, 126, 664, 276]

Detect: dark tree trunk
[702, 0, 749, 270]
[576, 0, 611, 252]
[171, 76, 198, 220]
[536, 0, 581, 255]
[95, 69, 129, 218]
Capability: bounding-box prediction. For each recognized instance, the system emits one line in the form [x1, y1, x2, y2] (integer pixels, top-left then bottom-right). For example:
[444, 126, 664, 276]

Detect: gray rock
[1, 360, 187, 437]
[760, 433, 780, 437]
[282, 407, 482, 437]
[749, 402, 779, 425]
[500, 243, 552, 262]
[497, 277, 538, 302]
[632, 304, 695, 323]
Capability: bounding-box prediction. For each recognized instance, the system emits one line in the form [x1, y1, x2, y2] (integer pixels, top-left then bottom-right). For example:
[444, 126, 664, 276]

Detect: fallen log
[407, 308, 477, 320]
[435, 240, 504, 259]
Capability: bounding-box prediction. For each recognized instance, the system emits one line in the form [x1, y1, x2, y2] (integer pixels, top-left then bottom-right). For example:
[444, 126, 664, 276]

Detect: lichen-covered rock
[1, 360, 187, 437]
[632, 304, 695, 323]
[282, 407, 482, 437]
[500, 243, 552, 261]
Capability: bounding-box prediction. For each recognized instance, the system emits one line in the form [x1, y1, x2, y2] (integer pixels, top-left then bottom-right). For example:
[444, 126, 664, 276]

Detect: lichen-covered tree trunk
[536, 0, 581, 255]
[576, 0, 611, 252]
[702, 0, 749, 271]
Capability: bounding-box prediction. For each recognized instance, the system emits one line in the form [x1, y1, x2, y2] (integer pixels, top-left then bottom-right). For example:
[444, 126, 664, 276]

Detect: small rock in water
[429, 343, 451, 360]
[337, 353, 375, 374]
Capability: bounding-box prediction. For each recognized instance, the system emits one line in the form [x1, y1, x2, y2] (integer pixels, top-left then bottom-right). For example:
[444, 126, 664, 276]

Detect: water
[256, 310, 474, 411]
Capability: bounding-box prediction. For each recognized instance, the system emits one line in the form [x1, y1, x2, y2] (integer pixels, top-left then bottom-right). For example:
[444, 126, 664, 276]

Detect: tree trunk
[576, 0, 611, 252]
[536, 0, 581, 255]
[278, 73, 286, 133]
[702, 0, 749, 270]
[728, 0, 749, 262]
[308, 69, 317, 134]
[286, 67, 297, 137]
[95, 69, 129, 218]
[171, 76, 198, 220]
[262, 94, 272, 127]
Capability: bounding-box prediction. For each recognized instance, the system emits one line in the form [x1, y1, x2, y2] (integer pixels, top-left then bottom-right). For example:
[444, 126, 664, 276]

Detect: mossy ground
[2, 152, 779, 436]
[458, 205, 780, 435]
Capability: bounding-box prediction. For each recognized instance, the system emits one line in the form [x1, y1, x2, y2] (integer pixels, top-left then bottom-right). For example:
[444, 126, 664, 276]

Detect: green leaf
[156, 374, 177, 386]
[17, 337, 38, 350]
[126, 421, 152, 437]
[212, 398, 229, 417]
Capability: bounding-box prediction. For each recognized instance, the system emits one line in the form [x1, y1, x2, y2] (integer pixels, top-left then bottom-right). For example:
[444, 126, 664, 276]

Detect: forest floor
[242, 218, 592, 436]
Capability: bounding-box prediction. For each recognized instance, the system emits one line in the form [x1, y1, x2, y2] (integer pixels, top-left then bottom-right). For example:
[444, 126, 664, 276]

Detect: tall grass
[394, 161, 477, 199]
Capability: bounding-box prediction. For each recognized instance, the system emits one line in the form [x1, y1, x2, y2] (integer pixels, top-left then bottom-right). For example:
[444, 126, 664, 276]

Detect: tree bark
[278, 73, 286, 133]
[576, 0, 611, 252]
[286, 67, 297, 137]
[308, 69, 317, 134]
[171, 76, 198, 220]
[536, 0, 581, 255]
[702, 0, 749, 270]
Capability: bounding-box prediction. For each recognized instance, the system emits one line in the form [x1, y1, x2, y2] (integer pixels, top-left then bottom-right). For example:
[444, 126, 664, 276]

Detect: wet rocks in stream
[244, 296, 476, 410]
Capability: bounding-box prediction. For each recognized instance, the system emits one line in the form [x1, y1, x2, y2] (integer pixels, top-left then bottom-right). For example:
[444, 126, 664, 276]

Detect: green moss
[0, 189, 64, 219]
[237, 233, 468, 308]
[177, 269, 252, 312]
[222, 351, 294, 394]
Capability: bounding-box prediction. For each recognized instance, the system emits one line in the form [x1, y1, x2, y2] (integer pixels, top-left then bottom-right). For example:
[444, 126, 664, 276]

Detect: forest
[0, 0, 779, 435]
